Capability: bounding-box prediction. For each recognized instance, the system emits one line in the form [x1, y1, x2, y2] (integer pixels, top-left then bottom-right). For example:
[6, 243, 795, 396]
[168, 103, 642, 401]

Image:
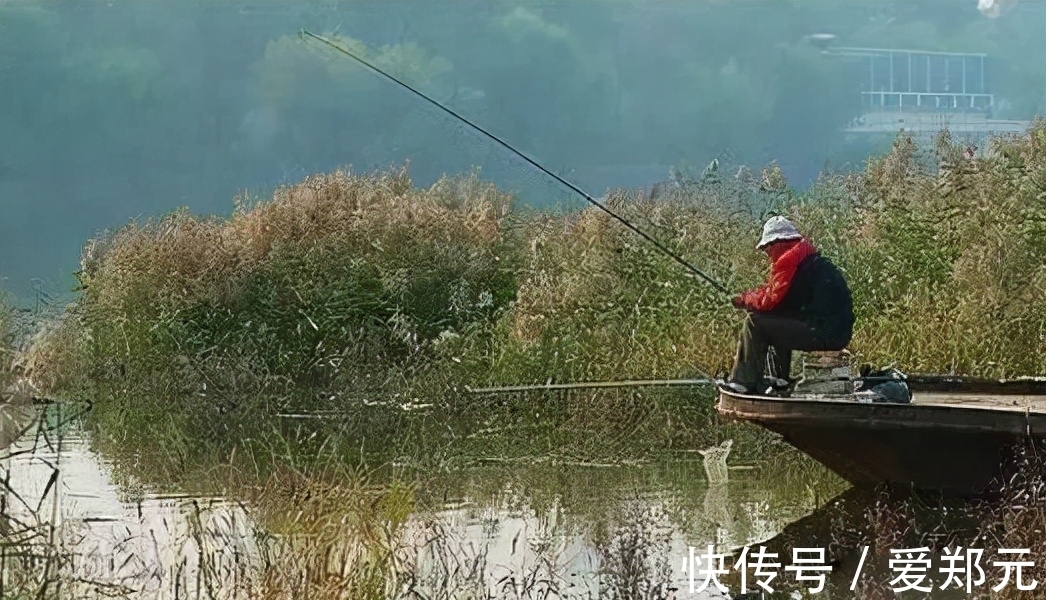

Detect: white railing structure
[823, 46, 1030, 143]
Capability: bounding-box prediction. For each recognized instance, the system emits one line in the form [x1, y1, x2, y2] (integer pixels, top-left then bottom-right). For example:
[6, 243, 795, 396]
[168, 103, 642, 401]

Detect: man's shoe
[767, 385, 791, 398]
[717, 381, 750, 394]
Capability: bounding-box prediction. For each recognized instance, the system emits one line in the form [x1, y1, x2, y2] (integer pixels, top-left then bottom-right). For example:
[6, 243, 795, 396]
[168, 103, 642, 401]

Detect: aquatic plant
[593, 503, 675, 600]
[31, 124, 1046, 422]
[13, 127, 1046, 599]
[503, 124, 1046, 382]
[0, 296, 13, 392]
[6, 408, 779, 600]
[971, 443, 1046, 600]
[31, 166, 520, 400]
[489, 179, 774, 386]
[20, 126, 1046, 505]
[818, 124, 1046, 377]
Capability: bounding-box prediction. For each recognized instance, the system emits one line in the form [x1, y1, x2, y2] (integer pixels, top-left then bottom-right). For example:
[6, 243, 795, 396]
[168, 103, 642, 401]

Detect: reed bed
[27, 125, 1046, 410]
[501, 126, 1046, 382]
[0, 298, 13, 392]
[0, 417, 716, 600]
[29, 166, 520, 403]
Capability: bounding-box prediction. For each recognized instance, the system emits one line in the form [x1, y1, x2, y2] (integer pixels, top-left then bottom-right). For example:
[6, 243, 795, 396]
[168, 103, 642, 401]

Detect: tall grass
[501, 125, 1046, 382]
[9, 129, 1046, 599]
[0, 295, 14, 392]
[821, 127, 1046, 376]
[31, 166, 519, 398]
[489, 186, 760, 384]
[29, 126, 1046, 407]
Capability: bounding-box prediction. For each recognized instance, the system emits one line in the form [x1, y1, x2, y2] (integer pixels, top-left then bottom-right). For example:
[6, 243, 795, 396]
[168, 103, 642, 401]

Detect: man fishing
[720, 216, 854, 395]
[305, 31, 851, 401]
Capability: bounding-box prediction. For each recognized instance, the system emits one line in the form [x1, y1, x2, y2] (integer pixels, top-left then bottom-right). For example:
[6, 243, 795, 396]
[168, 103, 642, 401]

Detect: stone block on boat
[796, 349, 853, 394]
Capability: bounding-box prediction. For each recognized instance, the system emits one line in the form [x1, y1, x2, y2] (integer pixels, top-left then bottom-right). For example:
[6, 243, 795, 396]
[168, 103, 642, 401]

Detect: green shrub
[37, 166, 521, 398]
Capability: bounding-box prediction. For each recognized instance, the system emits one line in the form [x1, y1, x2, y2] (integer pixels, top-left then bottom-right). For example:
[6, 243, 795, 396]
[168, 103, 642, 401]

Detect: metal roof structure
[827, 46, 1031, 144]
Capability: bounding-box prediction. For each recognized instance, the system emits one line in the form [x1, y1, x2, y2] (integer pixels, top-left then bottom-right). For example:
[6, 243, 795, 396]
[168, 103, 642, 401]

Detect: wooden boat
[716, 374, 1046, 496]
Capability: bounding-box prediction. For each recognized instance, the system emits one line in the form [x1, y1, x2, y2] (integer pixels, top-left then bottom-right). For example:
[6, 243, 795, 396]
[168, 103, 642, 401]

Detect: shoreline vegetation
[22, 126, 1046, 403]
[6, 127, 1046, 598]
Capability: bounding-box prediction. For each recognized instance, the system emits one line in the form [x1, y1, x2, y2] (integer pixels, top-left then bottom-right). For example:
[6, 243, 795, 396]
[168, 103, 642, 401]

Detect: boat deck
[786, 374, 1046, 414]
[716, 378, 1046, 494]
[913, 392, 1046, 413]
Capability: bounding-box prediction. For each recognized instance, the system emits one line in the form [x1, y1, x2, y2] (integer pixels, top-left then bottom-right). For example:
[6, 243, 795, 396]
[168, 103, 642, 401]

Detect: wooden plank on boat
[907, 373, 1046, 395]
[913, 392, 1046, 413]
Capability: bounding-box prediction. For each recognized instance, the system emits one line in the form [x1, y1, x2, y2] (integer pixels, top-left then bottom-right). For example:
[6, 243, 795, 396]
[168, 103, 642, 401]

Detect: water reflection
[0, 411, 865, 599]
[722, 485, 1018, 599]
[3, 416, 262, 599]
[0, 399, 37, 451]
[399, 455, 825, 599]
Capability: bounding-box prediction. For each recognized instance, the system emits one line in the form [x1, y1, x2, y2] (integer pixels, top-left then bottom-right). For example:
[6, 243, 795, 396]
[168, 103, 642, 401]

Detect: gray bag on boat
[869, 380, 911, 404]
[856, 367, 912, 404]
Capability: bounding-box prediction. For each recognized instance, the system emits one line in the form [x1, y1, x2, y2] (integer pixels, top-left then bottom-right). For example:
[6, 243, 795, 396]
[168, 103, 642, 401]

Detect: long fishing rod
[465, 378, 713, 394]
[300, 30, 731, 296]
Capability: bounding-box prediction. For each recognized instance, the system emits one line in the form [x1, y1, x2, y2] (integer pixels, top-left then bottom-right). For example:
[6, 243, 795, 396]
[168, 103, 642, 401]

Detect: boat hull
[717, 388, 1046, 495]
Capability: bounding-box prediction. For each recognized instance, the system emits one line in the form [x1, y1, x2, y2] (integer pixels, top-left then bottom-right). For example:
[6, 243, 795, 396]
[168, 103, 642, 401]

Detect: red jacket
[734, 238, 817, 312]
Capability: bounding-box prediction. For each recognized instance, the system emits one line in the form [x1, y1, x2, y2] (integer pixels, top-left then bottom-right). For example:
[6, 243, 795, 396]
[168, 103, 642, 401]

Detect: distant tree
[766, 44, 863, 179]
[249, 32, 455, 174]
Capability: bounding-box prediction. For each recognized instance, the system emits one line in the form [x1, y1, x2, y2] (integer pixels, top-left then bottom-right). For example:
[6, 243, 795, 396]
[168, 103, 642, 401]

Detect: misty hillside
[2, 0, 1041, 301]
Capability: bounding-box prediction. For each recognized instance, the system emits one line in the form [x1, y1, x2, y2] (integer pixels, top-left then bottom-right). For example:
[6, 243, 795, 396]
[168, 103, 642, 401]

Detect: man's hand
[731, 295, 746, 310]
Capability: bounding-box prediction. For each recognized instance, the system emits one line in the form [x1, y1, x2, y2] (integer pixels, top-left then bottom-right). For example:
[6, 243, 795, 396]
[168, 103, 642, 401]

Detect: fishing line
[300, 29, 731, 296]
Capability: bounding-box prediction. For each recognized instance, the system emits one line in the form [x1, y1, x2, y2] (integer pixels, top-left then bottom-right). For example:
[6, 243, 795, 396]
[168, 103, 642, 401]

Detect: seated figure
[721, 216, 855, 395]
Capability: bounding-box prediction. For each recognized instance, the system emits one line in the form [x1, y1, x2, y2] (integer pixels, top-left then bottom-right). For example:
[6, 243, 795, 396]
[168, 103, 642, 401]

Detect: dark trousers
[729, 312, 847, 389]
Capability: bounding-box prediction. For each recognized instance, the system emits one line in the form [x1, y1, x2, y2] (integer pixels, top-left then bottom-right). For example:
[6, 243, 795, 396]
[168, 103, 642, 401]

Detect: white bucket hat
[757, 216, 802, 250]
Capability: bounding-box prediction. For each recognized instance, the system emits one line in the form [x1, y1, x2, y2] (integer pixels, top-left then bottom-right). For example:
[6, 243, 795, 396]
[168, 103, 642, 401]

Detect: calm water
[1, 401, 994, 599]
